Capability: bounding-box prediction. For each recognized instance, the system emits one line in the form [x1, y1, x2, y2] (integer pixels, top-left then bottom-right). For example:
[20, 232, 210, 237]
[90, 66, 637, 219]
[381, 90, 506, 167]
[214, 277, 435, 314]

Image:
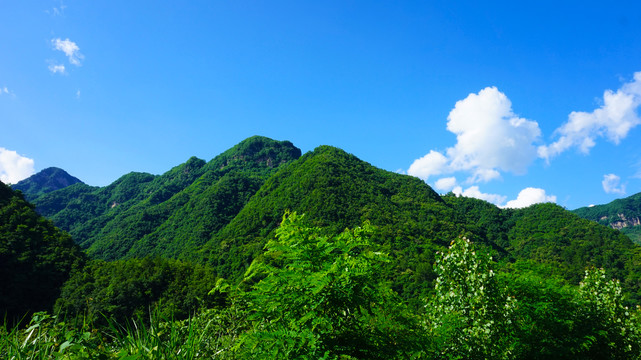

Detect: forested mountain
[5, 136, 641, 358]
[0, 181, 86, 324]
[574, 192, 641, 244]
[11, 167, 83, 201]
[25, 137, 641, 304]
[30, 136, 301, 260]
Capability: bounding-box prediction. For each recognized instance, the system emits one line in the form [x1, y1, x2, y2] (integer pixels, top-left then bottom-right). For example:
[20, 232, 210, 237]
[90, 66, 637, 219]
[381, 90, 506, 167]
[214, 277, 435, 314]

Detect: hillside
[25, 136, 641, 304]
[11, 167, 83, 201]
[31, 136, 301, 260]
[574, 192, 641, 244]
[0, 181, 86, 324]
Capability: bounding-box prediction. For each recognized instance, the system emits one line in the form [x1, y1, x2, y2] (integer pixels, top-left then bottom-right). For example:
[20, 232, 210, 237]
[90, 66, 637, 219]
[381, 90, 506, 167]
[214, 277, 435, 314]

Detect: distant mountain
[12, 167, 83, 201]
[573, 192, 641, 244]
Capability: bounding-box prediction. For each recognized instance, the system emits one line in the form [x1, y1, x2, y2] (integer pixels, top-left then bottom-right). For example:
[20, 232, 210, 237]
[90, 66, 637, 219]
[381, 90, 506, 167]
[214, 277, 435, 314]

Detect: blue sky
[1, 1, 641, 210]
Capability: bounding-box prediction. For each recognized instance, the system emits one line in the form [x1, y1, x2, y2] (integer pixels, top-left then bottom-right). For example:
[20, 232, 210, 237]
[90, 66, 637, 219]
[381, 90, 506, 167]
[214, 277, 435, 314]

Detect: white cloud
[434, 177, 457, 192]
[407, 150, 448, 180]
[602, 173, 626, 195]
[450, 185, 556, 209]
[408, 87, 542, 184]
[52, 38, 83, 66]
[452, 185, 507, 205]
[0, 148, 35, 184]
[446, 87, 542, 175]
[539, 72, 641, 160]
[503, 187, 557, 209]
[48, 63, 66, 74]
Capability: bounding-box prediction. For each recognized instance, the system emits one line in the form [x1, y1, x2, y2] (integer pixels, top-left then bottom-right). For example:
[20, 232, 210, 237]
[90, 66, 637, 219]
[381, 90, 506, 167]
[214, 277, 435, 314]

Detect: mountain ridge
[12, 167, 83, 201]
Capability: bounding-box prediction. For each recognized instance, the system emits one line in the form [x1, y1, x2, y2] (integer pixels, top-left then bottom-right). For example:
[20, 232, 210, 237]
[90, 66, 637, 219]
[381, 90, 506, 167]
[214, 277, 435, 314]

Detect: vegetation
[11, 167, 83, 202]
[0, 181, 86, 325]
[31, 136, 301, 260]
[3, 214, 640, 359]
[574, 191, 641, 244]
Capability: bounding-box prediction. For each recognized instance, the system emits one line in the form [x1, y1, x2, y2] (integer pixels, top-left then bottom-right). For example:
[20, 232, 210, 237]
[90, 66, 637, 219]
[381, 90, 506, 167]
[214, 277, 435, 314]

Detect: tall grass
[0, 308, 243, 359]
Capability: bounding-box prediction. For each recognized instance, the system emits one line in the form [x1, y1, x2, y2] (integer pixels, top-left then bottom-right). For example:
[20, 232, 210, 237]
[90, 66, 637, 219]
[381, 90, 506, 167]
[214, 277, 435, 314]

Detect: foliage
[55, 257, 219, 326]
[32, 136, 301, 261]
[573, 268, 641, 359]
[426, 237, 516, 359]
[216, 212, 423, 359]
[0, 307, 244, 359]
[0, 181, 87, 325]
[573, 191, 641, 244]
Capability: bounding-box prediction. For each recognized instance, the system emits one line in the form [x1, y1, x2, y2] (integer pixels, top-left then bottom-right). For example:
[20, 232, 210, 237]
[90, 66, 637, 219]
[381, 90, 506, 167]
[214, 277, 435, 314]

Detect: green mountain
[31, 136, 301, 260]
[197, 145, 641, 302]
[28, 136, 641, 304]
[11, 167, 83, 201]
[574, 192, 641, 245]
[0, 181, 86, 324]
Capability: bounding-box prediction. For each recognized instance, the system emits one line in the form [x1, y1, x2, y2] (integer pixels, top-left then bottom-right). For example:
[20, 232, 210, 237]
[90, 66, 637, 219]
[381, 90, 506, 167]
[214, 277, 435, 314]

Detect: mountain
[0, 180, 86, 324]
[574, 192, 641, 244]
[197, 145, 641, 303]
[29, 136, 641, 304]
[11, 167, 83, 201]
[31, 136, 301, 260]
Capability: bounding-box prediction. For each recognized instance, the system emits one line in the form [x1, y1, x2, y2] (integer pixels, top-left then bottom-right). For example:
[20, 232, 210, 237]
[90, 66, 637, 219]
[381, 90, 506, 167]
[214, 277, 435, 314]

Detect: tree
[215, 212, 422, 359]
[574, 268, 641, 359]
[426, 237, 516, 359]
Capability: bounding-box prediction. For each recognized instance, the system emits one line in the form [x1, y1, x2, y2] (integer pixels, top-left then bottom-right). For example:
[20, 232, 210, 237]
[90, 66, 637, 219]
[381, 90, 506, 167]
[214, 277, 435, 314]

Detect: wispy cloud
[52, 38, 83, 66]
[0, 148, 35, 184]
[539, 72, 641, 160]
[48, 63, 66, 74]
[602, 173, 626, 195]
[0, 86, 14, 96]
[46, 0, 67, 17]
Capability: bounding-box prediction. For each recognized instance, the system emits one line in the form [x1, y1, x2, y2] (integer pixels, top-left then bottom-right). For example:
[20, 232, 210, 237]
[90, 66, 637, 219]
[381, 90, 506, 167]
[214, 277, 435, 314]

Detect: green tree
[426, 237, 516, 359]
[574, 268, 641, 359]
[216, 212, 422, 359]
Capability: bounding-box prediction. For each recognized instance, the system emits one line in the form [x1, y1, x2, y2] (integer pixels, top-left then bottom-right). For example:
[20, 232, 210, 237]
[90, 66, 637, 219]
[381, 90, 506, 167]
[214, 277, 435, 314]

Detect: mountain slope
[201, 145, 457, 294]
[574, 192, 641, 244]
[32, 136, 301, 260]
[0, 181, 86, 324]
[12, 167, 83, 201]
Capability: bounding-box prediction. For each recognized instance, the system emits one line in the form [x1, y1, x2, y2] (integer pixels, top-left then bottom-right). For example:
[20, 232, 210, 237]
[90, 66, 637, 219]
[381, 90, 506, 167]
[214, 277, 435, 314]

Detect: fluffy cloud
[539, 72, 641, 160]
[450, 185, 556, 209]
[48, 64, 66, 74]
[452, 185, 507, 205]
[503, 187, 557, 209]
[446, 87, 542, 174]
[408, 87, 542, 183]
[434, 177, 457, 192]
[52, 38, 83, 66]
[0, 148, 35, 184]
[602, 173, 626, 195]
[407, 150, 448, 180]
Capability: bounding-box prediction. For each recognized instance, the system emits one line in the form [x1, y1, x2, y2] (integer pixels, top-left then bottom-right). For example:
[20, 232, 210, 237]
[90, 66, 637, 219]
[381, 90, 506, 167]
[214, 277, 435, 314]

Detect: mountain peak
[12, 167, 83, 201]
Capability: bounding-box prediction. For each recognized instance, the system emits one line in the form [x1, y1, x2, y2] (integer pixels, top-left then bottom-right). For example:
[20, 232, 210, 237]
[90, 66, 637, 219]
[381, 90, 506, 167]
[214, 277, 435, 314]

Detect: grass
[0, 308, 244, 359]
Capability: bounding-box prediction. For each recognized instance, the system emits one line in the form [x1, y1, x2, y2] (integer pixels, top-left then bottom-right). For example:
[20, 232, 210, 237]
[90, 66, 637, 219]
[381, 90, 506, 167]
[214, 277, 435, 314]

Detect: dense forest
[3, 135, 641, 358]
[574, 192, 641, 244]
